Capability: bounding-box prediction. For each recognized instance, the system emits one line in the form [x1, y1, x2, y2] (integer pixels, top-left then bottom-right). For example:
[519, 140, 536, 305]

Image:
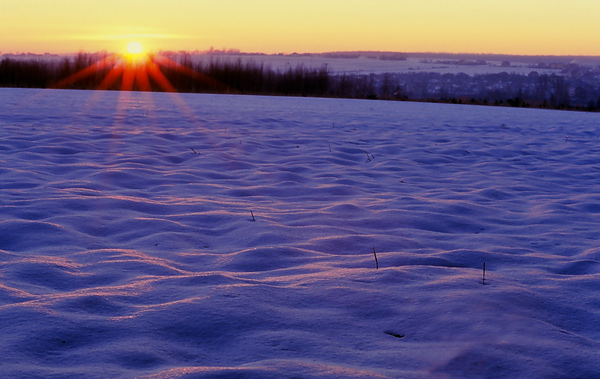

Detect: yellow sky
[1, 0, 599, 56]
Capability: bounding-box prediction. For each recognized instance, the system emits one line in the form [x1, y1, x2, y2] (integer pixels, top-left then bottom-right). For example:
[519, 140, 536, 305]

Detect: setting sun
[126, 41, 143, 55]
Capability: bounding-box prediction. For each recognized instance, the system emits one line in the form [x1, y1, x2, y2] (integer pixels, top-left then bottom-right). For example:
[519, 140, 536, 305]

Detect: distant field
[188, 54, 564, 76]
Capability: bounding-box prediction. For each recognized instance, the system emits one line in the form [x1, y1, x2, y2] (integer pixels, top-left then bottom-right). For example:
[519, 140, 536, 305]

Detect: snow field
[1, 88, 599, 378]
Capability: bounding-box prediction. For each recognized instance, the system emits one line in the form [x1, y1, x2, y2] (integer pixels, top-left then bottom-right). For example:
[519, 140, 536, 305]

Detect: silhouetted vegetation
[1, 52, 600, 112]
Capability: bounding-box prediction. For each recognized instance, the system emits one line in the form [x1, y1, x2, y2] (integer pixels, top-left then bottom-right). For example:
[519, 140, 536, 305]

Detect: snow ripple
[1, 89, 599, 378]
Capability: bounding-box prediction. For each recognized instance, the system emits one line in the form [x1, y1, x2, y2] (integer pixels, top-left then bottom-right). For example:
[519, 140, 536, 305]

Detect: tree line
[1, 53, 599, 112]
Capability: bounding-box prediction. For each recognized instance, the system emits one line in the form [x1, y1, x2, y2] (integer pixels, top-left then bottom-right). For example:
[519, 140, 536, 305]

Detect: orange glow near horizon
[54, 50, 212, 140]
[52, 49, 222, 95]
[2, 1, 600, 56]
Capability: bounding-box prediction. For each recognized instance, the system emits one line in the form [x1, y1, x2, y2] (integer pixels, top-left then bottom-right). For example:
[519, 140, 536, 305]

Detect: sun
[54, 43, 219, 94]
[126, 41, 144, 55]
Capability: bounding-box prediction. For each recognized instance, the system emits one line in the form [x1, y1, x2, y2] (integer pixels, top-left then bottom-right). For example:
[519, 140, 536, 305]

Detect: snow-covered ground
[1, 88, 599, 378]
[190, 55, 560, 76]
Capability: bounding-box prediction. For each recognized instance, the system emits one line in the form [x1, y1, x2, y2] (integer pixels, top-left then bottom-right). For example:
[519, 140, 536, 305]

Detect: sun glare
[53, 40, 221, 96]
[126, 41, 144, 55]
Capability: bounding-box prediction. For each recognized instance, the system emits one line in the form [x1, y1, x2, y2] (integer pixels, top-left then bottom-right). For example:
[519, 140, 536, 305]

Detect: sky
[1, 0, 599, 56]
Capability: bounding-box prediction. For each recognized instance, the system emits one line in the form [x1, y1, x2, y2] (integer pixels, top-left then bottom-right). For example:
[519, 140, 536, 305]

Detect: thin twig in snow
[373, 246, 379, 270]
[385, 331, 405, 339]
[482, 262, 486, 285]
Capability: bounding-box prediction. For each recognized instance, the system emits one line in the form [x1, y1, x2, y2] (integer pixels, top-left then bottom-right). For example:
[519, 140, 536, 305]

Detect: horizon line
[3, 49, 600, 60]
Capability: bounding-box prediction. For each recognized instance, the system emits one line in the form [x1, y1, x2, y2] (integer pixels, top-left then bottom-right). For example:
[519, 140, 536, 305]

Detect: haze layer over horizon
[1, 1, 599, 56]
